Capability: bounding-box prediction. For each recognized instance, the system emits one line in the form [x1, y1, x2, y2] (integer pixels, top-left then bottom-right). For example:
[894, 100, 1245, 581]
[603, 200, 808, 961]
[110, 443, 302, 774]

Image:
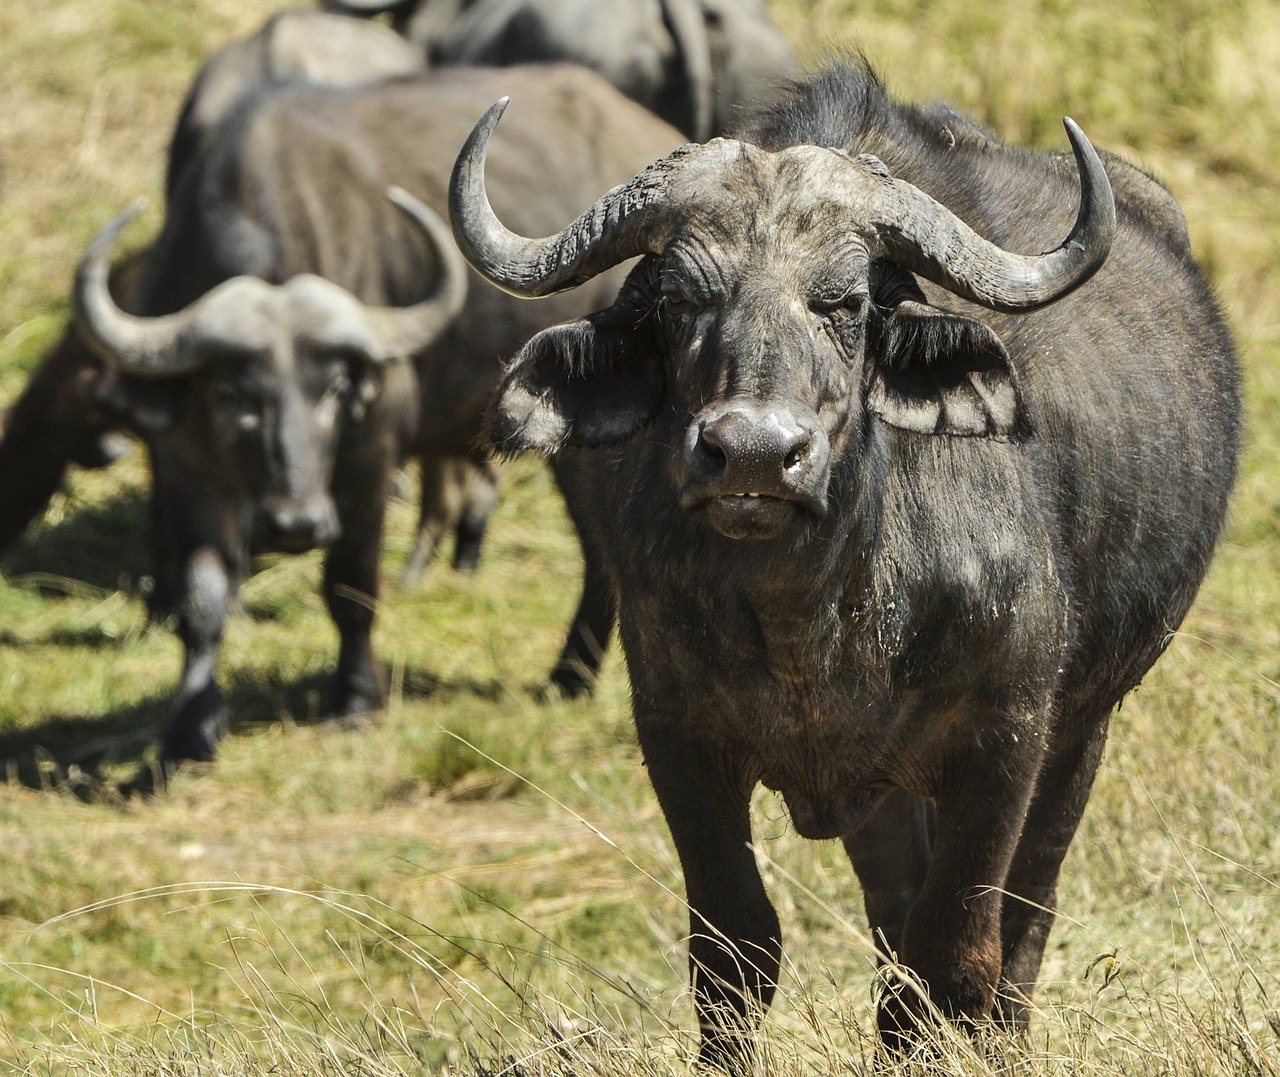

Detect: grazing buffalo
[324, 0, 798, 139]
[449, 63, 1239, 1063]
[76, 64, 682, 767]
[0, 251, 144, 556]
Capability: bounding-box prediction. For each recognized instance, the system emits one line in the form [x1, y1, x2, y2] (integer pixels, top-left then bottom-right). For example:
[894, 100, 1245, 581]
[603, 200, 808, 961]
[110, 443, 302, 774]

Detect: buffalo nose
[696, 408, 816, 486]
[263, 498, 340, 551]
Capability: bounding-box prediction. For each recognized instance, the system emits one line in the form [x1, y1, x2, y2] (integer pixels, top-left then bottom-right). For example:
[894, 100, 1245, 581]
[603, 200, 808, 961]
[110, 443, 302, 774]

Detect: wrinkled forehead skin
[657, 141, 881, 293]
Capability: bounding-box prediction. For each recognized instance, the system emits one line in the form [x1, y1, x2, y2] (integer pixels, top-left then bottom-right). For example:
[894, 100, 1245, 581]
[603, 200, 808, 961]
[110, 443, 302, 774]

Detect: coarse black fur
[484, 59, 1239, 1064]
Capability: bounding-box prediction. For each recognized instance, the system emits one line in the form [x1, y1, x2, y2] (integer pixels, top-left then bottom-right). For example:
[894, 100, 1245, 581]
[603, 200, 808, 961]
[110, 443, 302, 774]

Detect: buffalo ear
[866, 301, 1029, 440]
[490, 317, 663, 453]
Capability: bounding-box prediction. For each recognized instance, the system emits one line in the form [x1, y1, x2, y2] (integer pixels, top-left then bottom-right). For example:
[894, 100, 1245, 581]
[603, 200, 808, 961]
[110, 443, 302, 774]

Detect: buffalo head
[450, 100, 1115, 542]
[74, 189, 467, 553]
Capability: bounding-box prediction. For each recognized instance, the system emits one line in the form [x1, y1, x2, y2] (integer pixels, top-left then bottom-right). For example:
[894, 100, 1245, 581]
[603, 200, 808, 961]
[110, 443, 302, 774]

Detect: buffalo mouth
[253, 501, 341, 554]
[692, 491, 820, 541]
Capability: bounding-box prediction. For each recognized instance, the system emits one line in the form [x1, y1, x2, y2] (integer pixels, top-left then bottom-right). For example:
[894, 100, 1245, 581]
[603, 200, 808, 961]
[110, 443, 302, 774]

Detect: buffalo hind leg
[402, 456, 499, 584]
[400, 454, 457, 586]
[842, 788, 935, 963]
[548, 457, 616, 697]
[161, 546, 231, 767]
[997, 712, 1111, 1026]
[451, 457, 498, 572]
[636, 721, 780, 1072]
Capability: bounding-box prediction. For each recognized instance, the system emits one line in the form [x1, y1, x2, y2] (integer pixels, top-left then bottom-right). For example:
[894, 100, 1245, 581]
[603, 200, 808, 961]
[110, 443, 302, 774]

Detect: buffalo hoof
[326, 680, 384, 726]
[399, 541, 436, 588]
[72, 431, 132, 470]
[452, 539, 482, 573]
[160, 701, 228, 772]
[544, 663, 597, 701]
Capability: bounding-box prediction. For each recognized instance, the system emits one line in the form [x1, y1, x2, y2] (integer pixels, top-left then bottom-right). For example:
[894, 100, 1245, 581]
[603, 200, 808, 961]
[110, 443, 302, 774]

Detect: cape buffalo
[324, 0, 797, 139]
[0, 251, 144, 556]
[76, 191, 466, 766]
[448, 63, 1239, 1063]
[0, 10, 425, 562]
[75, 64, 682, 767]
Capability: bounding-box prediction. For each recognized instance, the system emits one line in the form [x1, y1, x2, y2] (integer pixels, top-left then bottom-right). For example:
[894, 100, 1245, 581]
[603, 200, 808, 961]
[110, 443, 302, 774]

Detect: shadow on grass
[1, 486, 151, 593]
[0, 662, 509, 798]
[0, 693, 165, 794]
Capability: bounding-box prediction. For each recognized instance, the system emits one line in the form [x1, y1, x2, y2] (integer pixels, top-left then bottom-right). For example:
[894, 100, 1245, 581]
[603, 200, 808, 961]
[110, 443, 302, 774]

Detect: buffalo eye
[213, 382, 262, 430]
[810, 291, 867, 319]
[325, 366, 353, 401]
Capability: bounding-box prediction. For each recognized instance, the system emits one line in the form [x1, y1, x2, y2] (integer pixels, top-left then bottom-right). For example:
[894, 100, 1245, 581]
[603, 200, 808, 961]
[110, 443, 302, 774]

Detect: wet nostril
[698, 426, 728, 466]
[783, 433, 812, 471]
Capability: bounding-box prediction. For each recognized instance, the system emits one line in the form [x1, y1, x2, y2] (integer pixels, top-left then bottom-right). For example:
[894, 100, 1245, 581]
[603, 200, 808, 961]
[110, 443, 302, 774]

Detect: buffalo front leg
[161, 546, 231, 767]
[636, 721, 780, 1071]
[877, 721, 1046, 1052]
[325, 466, 390, 718]
[997, 711, 1110, 1026]
[842, 788, 936, 962]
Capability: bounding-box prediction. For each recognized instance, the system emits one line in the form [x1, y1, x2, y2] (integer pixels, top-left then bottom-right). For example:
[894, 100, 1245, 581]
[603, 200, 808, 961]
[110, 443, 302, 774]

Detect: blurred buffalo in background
[70, 62, 681, 767]
[323, 0, 799, 138]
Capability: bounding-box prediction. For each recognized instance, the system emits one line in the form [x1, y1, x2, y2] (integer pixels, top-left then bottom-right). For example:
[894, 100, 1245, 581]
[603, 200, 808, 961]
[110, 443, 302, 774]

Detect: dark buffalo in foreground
[448, 63, 1239, 1063]
[324, 0, 797, 139]
[76, 65, 682, 767]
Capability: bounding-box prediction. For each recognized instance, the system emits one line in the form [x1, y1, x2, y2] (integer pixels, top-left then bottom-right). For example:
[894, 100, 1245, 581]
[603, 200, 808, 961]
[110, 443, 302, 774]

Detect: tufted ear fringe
[867, 302, 1030, 440]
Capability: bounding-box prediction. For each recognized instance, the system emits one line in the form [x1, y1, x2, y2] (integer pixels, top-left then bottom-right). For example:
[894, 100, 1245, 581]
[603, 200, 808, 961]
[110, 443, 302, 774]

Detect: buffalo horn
[864, 118, 1115, 312]
[359, 186, 469, 361]
[450, 98, 717, 297]
[450, 101, 1115, 313]
[73, 200, 212, 377]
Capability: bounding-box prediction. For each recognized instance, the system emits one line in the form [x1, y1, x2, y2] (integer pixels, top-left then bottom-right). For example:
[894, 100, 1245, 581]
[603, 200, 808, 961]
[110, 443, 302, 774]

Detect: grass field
[1, 1, 1278, 1073]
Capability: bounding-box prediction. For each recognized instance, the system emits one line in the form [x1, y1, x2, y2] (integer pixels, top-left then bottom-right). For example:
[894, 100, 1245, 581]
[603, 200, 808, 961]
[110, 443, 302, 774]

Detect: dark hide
[356, 0, 798, 139]
[487, 61, 1239, 1064]
[112, 64, 683, 766]
[164, 9, 424, 197]
[0, 251, 145, 555]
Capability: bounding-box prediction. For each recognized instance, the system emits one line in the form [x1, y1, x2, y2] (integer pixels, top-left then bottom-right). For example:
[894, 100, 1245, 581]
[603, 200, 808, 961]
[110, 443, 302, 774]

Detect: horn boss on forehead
[450, 100, 1115, 311]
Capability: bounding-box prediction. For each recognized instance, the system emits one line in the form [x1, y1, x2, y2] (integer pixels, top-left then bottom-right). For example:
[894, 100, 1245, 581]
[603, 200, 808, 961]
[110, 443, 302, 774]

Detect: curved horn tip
[386, 185, 422, 214]
[387, 185, 451, 241]
[94, 196, 150, 243]
[78, 197, 151, 283]
[1059, 116, 1116, 239]
[1061, 117, 1093, 157]
[479, 97, 510, 136]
